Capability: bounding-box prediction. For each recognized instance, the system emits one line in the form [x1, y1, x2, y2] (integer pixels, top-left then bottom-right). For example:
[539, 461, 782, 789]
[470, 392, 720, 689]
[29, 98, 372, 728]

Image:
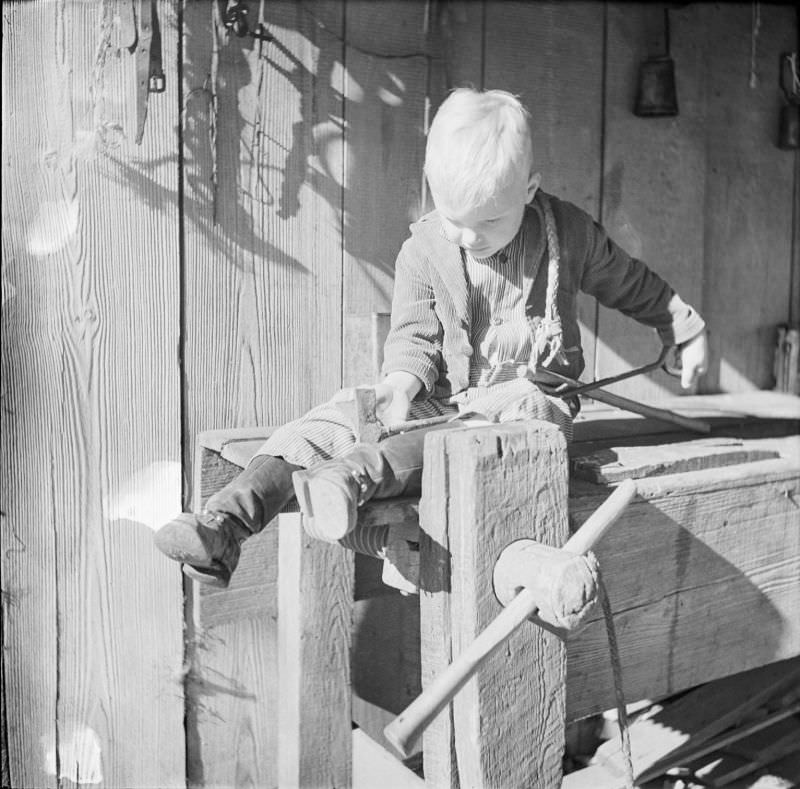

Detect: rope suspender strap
[530, 194, 569, 369]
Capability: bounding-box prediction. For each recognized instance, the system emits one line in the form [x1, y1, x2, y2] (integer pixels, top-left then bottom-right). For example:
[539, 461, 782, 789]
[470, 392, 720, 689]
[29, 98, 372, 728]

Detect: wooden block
[420, 422, 570, 788]
[571, 437, 780, 483]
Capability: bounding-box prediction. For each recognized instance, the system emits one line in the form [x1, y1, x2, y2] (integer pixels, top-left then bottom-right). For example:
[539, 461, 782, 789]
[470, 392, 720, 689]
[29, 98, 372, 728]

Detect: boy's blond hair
[424, 88, 533, 211]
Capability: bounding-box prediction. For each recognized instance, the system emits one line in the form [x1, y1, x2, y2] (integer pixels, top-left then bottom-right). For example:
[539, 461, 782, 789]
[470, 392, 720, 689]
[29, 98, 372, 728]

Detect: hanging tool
[134, 0, 166, 145]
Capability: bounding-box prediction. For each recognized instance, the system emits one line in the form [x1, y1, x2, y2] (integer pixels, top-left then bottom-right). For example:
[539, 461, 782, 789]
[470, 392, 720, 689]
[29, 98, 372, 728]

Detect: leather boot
[293, 421, 469, 542]
[154, 454, 301, 587]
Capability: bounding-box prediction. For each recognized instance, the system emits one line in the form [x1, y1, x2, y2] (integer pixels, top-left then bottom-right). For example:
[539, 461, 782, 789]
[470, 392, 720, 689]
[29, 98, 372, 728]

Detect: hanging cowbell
[635, 56, 679, 117]
[634, 8, 678, 117]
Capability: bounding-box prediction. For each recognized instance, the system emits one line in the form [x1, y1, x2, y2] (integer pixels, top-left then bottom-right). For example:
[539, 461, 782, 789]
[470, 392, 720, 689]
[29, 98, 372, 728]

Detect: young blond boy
[155, 88, 708, 586]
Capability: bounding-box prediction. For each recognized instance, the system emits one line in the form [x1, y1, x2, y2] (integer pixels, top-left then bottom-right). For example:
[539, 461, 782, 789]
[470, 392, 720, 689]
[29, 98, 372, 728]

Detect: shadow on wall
[172, 0, 432, 278]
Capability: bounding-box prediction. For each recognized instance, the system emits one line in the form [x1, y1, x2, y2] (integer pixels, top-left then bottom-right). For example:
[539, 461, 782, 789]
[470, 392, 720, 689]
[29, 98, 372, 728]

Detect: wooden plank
[419, 427, 459, 789]
[182, 0, 344, 466]
[342, 0, 430, 361]
[598, 3, 709, 402]
[571, 437, 780, 483]
[183, 2, 345, 783]
[343, 312, 391, 387]
[278, 513, 355, 788]
[184, 614, 279, 789]
[484, 0, 605, 386]
[420, 423, 570, 788]
[2, 1, 184, 786]
[565, 455, 800, 720]
[428, 0, 483, 122]
[701, 4, 796, 393]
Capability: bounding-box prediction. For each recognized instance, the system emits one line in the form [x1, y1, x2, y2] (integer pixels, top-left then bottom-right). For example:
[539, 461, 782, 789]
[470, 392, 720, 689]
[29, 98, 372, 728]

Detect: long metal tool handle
[383, 479, 639, 758]
[584, 387, 711, 434]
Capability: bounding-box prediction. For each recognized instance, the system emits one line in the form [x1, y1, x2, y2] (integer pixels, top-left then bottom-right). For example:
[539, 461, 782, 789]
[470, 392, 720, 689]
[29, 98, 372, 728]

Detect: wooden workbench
[185, 391, 799, 788]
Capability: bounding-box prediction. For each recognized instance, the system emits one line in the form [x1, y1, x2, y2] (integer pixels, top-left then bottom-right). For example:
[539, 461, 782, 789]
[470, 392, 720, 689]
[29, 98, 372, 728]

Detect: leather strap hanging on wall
[134, 0, 165, 144]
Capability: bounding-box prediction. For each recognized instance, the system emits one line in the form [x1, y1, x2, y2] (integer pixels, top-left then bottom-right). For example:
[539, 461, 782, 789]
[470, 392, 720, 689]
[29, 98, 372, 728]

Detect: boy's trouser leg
[154, 455, 301, 587]
[293, 420, 470, 541]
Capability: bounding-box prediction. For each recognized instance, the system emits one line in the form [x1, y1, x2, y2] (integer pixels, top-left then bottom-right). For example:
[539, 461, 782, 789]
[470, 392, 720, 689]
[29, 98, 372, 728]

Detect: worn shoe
[154, 511, 248, 588]
[292, 464, 364, 542]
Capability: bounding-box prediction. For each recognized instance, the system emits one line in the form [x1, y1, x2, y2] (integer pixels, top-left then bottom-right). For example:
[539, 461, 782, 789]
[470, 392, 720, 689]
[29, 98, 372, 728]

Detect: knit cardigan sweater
[381, 191, 706, 402]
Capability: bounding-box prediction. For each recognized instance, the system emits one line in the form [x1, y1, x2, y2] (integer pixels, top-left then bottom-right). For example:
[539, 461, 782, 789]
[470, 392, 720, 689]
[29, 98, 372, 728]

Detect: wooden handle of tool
[383, 479, 638, 758]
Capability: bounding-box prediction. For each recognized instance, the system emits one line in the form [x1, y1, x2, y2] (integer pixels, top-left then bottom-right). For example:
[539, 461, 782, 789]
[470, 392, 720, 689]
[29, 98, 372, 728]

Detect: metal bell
[779, 104, 800, 150]
[634, 55, 679, 117]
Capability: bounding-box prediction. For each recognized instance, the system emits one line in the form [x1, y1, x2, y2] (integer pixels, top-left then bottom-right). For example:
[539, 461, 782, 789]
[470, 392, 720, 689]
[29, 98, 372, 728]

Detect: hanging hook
[222, 1, 273, 42]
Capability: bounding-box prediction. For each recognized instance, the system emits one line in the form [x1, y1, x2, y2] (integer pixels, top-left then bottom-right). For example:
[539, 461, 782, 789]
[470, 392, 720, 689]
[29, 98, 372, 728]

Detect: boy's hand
[374, 371, 423, 425]
[678, 331, 709, 390]
[373, 383, 412, 425]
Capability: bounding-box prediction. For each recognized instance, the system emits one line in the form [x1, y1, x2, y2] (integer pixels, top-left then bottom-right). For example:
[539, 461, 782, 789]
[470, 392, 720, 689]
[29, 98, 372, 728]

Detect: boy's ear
[526, 171, 542, 202]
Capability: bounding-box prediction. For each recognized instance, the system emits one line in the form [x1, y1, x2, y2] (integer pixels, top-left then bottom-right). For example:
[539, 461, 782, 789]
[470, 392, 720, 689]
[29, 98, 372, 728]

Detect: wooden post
[278, 514, 355, 788]
[419, 422, 570, 788]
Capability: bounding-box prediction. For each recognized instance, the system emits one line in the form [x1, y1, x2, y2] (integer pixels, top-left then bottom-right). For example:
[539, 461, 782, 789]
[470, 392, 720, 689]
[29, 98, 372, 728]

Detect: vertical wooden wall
[599, 2, 797, 400]
[1, 2, 185, 788]
[181, 2, 347, 786]
[2, 1, 798, 787]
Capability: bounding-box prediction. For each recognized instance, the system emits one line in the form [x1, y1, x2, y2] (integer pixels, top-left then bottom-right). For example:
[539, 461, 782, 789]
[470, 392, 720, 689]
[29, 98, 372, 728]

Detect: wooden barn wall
[1, 2, 185, 788]
[1, 1, 798, 788]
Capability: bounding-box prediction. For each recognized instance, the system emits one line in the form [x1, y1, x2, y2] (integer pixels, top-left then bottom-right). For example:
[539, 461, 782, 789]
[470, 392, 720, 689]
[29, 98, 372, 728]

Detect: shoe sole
[292, 471, 357, 542]
[182, 563, 231, 588]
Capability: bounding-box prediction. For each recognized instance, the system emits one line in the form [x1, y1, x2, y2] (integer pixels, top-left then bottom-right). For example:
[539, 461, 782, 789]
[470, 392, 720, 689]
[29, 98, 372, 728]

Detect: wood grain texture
[278, 513, 355, 788]
[700, 4, 796, 393]
[483, 0, 605, 384]
[183, 3, 345, 782]
[186, 616, 279, 789]
[566, 455, 800, 720]
[342, 0, 430, 327]
[182, 0, 345, 462]
[1, 2, 184, 787]
[597, 3, 710, 402]
[420, 423, 570, 789]
[571, 437, 780, 483]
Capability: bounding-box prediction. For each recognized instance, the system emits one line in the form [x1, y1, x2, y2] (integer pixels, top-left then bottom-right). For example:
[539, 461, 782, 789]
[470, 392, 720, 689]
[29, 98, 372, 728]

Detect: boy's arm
[569, 206, 707, 387]
[380, 244, 443, 400]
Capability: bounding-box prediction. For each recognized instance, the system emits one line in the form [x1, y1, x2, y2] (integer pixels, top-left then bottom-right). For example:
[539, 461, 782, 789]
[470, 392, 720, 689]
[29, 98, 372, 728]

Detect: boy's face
[434, 171, 540, 260]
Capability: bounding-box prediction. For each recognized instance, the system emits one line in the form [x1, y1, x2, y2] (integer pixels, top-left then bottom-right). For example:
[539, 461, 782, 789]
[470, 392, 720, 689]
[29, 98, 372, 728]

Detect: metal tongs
[533, 344, 711, 434]
[535, 343, 682, 398]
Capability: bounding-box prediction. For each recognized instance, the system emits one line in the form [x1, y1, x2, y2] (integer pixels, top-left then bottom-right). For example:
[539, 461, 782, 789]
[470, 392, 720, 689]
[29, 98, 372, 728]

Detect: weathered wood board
[700, 4, 797, 394]
[598, 3, 797, 400]
[420, 423, 571, 789]
[483, 0, 605, 385]
[182, 0, 344, 459]
[278, 514, 355, 788]
[181, 2, 346, 783]
[342, 1, 430, 379]
[566, 445, 800, 720]
[1, 1, 185, 787]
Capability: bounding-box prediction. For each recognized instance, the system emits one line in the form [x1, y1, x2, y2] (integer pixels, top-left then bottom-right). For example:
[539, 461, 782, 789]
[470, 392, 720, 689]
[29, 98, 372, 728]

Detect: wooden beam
[566, 454, 800, 720]
[420, 422, 570, 788]
[278, 514, 355, 788]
